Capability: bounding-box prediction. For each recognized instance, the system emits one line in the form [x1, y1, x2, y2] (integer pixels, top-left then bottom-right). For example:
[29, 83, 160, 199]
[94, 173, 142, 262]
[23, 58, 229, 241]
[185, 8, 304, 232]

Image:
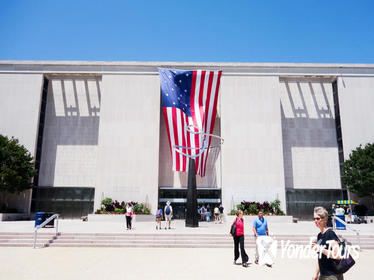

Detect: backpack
[165, 205, 171, 215]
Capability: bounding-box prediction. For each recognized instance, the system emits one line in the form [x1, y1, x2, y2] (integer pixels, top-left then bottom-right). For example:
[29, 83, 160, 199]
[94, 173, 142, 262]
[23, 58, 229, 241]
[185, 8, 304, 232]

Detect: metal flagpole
[185, 158, 198, 227]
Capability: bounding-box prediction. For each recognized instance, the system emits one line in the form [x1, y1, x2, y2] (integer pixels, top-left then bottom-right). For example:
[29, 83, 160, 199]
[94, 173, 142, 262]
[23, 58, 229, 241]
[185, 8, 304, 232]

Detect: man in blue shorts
[252, 210, 269, 264]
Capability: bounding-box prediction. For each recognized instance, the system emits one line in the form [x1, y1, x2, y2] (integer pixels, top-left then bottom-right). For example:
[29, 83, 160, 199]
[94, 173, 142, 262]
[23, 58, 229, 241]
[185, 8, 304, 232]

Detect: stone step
[0, 243, 48, 247]
[47, 243, 245, 248]
[1, 232, 372, 248]
[0, 239, 53, 243]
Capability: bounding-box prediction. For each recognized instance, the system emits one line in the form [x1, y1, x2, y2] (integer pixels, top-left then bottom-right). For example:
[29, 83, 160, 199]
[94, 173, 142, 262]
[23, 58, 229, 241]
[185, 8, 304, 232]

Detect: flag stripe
[204, 71, 222, 175]
[171, 108, 181, 171]
[165, 107, 176, 171]
[190, 71, 199, 173]
[200, 71, 215, 176]
[179, 109, 187, 171]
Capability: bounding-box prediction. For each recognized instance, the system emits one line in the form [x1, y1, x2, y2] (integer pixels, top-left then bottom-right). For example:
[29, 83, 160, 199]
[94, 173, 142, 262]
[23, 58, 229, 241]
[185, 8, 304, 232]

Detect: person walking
[214, 206, 220, 223]
[125, 202, 133, 230]
[155, 205, 163, 230]
[206, 204, 211, 222]
[200, 205, 206, 221]
[252, 210, 269, 265]
[164, 201, 173, 229]
[219, 204, 224, 223]
[231, 210, 249, 267]
[312, 206, 344, 280]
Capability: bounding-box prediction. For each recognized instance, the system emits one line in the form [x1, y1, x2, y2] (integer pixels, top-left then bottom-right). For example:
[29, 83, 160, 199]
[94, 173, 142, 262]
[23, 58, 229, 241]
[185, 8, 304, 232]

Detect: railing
[332, 215, 360, 249]
[33, 214, 59, 249]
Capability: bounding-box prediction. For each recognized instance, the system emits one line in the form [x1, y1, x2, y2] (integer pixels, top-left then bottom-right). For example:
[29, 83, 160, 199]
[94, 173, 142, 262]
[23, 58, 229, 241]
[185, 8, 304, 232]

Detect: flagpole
[186, 158, 198, 227]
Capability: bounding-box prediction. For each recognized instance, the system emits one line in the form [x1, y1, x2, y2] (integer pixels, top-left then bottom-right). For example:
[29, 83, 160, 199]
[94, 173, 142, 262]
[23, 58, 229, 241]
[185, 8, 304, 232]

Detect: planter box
[0, 213, 30, 221]
[226, 215, 293, 223]
[88, 214, 154, 222]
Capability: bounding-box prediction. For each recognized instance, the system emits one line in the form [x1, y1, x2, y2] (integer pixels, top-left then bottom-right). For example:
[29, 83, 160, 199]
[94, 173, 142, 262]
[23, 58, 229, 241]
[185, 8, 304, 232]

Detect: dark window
[31, 187, 95, 219]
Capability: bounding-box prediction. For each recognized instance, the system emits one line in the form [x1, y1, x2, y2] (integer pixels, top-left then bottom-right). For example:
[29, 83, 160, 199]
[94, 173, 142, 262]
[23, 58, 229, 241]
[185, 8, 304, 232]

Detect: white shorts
[165, 215, 172, 221]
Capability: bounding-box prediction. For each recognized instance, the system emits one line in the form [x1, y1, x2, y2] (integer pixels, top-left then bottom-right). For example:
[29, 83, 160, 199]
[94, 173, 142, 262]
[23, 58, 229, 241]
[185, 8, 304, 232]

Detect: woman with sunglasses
[231, 210, 249, 267]
[312, 206, 343, 280]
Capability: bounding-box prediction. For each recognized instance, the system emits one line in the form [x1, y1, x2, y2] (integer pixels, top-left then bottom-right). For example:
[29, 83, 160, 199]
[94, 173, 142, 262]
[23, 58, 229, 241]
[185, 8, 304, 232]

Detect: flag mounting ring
[173, 125, 224, 159]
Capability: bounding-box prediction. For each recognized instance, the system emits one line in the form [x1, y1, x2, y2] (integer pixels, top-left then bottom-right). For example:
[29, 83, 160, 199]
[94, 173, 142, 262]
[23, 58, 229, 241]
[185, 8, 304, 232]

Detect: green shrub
[248, 204, 258, 214]
[236, 204, 244, 211]
[114, 208, 124, 214]
[270, 199, 285, 215]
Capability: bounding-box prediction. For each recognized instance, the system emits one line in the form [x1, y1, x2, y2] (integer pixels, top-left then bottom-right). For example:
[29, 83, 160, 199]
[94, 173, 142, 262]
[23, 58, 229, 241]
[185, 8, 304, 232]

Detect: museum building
[0, 61, 373, 219]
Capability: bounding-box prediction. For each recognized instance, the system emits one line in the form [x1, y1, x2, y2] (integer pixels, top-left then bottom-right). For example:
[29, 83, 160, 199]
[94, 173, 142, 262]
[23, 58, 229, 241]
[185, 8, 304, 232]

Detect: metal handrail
[332, 215, 360, 249]
[33, 214, 59, 249]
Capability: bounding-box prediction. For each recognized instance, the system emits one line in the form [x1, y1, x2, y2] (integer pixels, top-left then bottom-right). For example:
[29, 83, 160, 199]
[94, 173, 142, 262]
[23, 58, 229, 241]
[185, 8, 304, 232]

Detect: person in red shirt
[231, 210, 249, 267]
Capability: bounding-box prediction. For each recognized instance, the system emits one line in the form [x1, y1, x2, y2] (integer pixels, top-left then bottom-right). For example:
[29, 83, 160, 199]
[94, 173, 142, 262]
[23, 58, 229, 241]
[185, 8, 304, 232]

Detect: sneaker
[242, 263, 249, 267]
[254, 260, 258, 265]
[168, 227, 171, 229]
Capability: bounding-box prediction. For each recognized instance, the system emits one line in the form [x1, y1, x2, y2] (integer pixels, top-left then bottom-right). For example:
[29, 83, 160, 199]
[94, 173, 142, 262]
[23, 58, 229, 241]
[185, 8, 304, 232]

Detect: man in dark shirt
[218, 204, 224, 223]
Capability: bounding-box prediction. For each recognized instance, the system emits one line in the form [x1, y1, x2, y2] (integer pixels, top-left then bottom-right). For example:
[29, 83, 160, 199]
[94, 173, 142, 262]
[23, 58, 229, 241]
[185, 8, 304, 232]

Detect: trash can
[34, 212, 46, 227]
[335, 214, 346, 230]
[44, 212, 55, 228]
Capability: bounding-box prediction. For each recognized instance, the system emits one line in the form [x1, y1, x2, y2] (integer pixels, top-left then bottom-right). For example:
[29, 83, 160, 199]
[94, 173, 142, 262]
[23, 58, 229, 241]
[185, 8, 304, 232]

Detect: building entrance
[158, 188, 221, 219]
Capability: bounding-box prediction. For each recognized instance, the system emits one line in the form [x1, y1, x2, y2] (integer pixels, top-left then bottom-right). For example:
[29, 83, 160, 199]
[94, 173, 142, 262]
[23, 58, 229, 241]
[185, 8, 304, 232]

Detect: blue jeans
[206, 212, 210, 222]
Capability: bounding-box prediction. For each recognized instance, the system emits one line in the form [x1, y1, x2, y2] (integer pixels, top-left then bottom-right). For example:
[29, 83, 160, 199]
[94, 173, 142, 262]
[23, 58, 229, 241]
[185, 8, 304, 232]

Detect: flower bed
[94, 197, 151, 215]
[230, 199, 285, 216]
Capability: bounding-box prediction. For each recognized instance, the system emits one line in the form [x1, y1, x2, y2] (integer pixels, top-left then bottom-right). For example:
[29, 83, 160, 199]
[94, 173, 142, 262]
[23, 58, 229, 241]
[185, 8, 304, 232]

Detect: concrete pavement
[0, 246, 371, 280]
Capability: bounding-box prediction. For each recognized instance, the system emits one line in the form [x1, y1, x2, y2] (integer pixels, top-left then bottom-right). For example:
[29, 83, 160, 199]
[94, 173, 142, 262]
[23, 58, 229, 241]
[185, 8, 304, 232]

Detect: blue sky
[0, 0, 373, 63]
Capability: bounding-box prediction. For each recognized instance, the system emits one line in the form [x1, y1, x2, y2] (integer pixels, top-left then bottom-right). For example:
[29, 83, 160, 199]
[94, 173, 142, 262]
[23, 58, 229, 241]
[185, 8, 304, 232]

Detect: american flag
[158, 68, 222, 177]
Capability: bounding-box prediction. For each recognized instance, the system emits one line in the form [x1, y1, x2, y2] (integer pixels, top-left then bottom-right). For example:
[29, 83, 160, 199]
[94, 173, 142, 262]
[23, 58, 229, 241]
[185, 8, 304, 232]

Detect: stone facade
[0, 61, 373, 217]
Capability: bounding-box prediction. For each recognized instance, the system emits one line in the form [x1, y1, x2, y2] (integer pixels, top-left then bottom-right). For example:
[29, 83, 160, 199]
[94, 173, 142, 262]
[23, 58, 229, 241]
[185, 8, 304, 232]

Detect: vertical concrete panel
[338, 77, 374, 208]
[38, 77, 101, 187]
[221, 75, 286, 212]
[0, 73, 43, 213]
[338, 77, 374, 157]
[96, 74, 160, 213]
[280, 79, 341, 190]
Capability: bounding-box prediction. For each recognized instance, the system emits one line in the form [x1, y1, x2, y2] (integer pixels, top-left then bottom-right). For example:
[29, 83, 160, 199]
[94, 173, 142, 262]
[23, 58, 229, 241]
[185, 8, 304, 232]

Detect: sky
[0, 0, 373, 63]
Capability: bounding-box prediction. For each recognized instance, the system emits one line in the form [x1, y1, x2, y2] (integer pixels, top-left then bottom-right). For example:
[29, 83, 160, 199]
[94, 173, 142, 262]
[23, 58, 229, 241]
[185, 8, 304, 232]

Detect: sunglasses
[313, 217, 321, 221]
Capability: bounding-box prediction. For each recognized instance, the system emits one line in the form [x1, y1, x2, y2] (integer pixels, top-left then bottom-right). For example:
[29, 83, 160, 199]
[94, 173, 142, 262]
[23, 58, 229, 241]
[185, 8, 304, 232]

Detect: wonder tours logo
[256, 236, 360, 263]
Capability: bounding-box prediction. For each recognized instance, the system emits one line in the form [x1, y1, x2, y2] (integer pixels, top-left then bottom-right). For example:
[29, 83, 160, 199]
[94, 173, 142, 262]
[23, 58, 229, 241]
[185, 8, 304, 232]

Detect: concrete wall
[338, 76, 374, 208]
[1, 61, 374, 217]
[0, 73, 43, 213]
[94, 74, 160, 213]
[338, 77, 374, 158]
[39, 76, 101, 187]
[280, 78, 341, 190]
[220, 75, 286, 212]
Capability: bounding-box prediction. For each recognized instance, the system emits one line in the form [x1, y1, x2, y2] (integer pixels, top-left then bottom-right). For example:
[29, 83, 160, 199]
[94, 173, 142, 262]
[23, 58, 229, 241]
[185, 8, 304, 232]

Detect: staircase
[0, 232, 373, 249]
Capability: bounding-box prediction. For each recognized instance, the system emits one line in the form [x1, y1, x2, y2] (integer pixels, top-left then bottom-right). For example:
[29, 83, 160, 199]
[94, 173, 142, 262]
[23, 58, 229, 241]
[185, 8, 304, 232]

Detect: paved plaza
[0, 219, 372, 279]
[0, 246, 371, 280]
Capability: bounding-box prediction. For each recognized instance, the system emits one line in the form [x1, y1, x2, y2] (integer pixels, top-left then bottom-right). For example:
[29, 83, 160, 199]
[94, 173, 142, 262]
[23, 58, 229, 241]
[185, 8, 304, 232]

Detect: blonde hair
[236, 210, 243, 216]
[314, 206, 328, 219]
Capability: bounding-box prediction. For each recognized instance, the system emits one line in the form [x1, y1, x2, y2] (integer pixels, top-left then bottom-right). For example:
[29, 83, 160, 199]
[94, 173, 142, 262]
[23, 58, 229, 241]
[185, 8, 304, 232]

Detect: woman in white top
[125, 202, 133, 230]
